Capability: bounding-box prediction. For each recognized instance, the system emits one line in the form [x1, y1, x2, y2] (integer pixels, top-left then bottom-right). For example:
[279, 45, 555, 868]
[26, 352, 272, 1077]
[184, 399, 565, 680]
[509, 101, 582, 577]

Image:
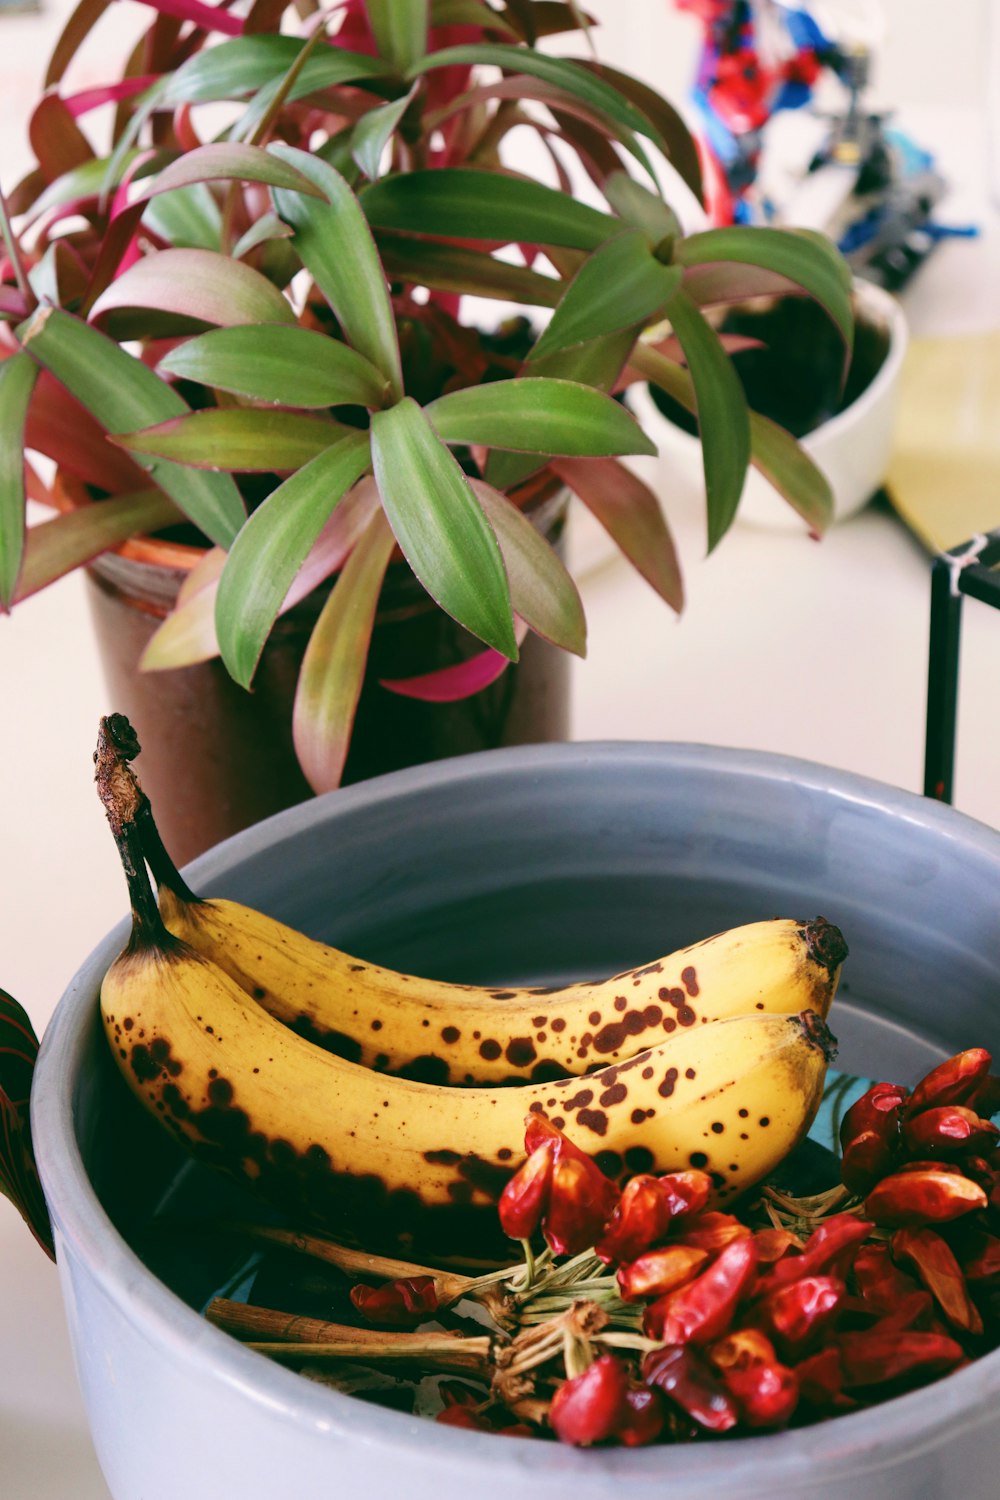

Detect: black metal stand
[924, 529, 1000, 804]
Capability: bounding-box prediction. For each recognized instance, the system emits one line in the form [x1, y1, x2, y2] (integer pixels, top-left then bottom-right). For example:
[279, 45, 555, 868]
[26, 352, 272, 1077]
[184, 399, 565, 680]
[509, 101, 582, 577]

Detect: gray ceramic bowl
[32, 743, 1000, 1500]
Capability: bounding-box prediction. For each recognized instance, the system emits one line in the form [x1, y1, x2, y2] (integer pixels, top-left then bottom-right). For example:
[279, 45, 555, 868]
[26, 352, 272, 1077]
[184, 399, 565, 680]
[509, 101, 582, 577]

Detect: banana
[141, 807, 846, 1086]
[101, 813, 835, 1254]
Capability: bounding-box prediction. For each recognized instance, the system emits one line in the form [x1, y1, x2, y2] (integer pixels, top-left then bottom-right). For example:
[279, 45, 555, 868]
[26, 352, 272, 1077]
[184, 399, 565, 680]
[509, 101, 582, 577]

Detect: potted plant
[0, 0, 852, 859]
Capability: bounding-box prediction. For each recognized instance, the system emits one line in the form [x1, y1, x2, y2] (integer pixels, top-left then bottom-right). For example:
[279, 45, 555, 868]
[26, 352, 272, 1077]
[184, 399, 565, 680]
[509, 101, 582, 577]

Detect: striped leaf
[159, 325, 392, 410]
[0, 989, 54, 1258]
[0, 354, 39, 606]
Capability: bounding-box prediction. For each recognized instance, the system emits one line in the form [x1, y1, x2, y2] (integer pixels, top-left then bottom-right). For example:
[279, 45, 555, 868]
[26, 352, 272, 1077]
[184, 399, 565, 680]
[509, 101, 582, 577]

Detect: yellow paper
[886, 330, 1000, 553]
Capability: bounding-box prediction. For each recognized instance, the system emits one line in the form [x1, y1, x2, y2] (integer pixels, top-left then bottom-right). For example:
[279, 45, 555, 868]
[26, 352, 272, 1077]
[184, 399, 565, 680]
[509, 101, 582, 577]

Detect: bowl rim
[31, 741, 1000, 1492]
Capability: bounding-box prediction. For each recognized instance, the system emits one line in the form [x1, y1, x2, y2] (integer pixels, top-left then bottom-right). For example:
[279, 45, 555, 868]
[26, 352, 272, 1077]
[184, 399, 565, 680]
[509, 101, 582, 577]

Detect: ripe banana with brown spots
[102, 810, 836, 1254]
[142, 809, 845, 1086]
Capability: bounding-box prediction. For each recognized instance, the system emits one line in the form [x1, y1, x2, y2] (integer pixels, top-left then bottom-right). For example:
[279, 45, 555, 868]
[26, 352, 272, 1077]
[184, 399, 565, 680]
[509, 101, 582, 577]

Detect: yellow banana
[145, 812, 845, 1085]
[101, 817, 835, 1253]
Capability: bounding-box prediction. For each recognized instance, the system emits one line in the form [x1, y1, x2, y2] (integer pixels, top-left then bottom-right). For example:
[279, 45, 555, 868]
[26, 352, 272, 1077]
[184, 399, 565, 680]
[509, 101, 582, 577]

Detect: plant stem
[0, 178, 33, 307]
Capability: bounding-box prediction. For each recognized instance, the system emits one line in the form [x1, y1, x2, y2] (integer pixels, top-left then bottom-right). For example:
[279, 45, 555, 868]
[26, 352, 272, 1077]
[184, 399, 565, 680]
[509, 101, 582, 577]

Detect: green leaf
[89, 248, 295, 334]
[292, 507, 396, 793]
[370, 397, 515, 657]
[216, 430, 372, 687]
[14, 489, 180, 602]
[675, 226, 854, 353]
[470, 479, 585, 655]
[361, 168, 617, 250]
[270, 145, 403, 402]
[25, 152, 141, 224]
[603, 171, 681, 246]
[159, 326, 392, 410]
[427, 377, 656, 456]
[430, 0, 519, 37]
[577, 58, 704, 206]
[0, 988, 54, 1259]
[115, 409, 352, 471]
[16, 307, 245, 547]
[377, 232, 561, 306]
[0, 354, 39, 606]
[232, 46, 392, 140]
[409, 45, 661, 174]
[532, 229, 682, 360]
[352, 86, 419, 182]
[666, 291, 750, 551]
[748, 411, 833, 534]
[133, 142, 324, 204]
[160, 36, 384, 106]
[142, 183, 222, 251]
[366, 0, 429, 72]
[231, 213, 294, 261]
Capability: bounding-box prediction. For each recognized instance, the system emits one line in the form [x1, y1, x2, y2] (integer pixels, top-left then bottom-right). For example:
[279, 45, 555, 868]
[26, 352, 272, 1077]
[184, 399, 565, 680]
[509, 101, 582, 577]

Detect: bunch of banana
[94, 718, 839, 1254]
[136, 790, 847, 1086]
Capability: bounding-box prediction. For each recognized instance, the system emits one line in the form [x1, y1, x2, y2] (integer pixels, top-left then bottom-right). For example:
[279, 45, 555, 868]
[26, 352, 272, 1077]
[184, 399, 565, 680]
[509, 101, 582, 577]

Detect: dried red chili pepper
[617, 1243, 709, 1302]
[349, 1275, 439, 1326]
[901, 1105, 999, 1159]
[852, 1242, 920, 1315]
[969, 1071, 1000, 1118]
[839, 1082, 908, 1193]
[755, 1226, 800, 1264]
[498, 1138, 555, 1242]
[644, 1237, 759, 1344]
[762, 1212, 872, 1287]
[618, 1384, 665, 1447]
[794, 1346, 856, 1413]
[595, 1174, 673, 1264]
[956, 1227, 1000, 1282]
[676, 1211, 753, 1254]
[892, 1226, 983, 1335]
[548, 1353, 629, 1447]
[544, 1153, 620, 1257]
[756, 1274, 844, 1356]
[874, 1289, 935, 1333]
[436, 1405, 493, 1432]
[656, 1169, 712, 1220]
[904, 1049, 992, 1118]
[838, 1327, 965, 1390]
[642, 1345, 739, 1433]
[710, 1332, 799, 1430]
[865, 1167, 987, 1228]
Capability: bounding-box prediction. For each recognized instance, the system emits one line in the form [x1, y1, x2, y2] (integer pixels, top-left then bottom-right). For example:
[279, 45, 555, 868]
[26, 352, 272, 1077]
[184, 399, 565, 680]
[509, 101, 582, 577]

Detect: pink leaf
[552, 456, 684, 613]
[63, 77, 160, 118]
[132, 0, 244, 37]
[381, 617, 529, 702]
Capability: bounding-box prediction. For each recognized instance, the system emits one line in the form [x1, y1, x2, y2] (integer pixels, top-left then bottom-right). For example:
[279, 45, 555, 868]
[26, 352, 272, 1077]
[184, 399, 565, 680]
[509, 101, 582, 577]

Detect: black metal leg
[923, 554, 963, 803]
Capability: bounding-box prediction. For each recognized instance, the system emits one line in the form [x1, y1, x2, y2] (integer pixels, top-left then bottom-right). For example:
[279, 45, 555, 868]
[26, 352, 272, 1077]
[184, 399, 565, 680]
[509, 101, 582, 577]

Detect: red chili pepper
[901, 1105, 999, 1159]
[617, 1384, 665, 1447]
[874, 1289, 935, 1333]
[892, 1226, 983, 1335]
[969, 1072, 1000, 1118]
[543, 1152, 620, 1257]
[852, 1242, 921, 1314]
[865, 1167, 987, 1228]
[548, 1353, 629, 1447]
[839, 1083, 908, 1194]
[617, 1243, 710, 1302]
[676, 1211, 753, 1254]
[720, 1353, 799, 1429]
[905, 1049, 992, 1118]
[641, 1345, 739, 1433]
[644, 1237, 759, 1345]
[498, 1138, 555, 1242]
[763, 1213, 872, 1287]
[795, 1345, 855, 1412]
[956, 1227, 1000, 1282]
[595, 1174, 673, 1264]
[349, 1275, 439, 1325]
[756, 1274, 844, 1357]
[656, 1169, 712, 1219]
[838, 1327, 965, 1389]
[755, 1226, 800, 1264]
[436, 1405, 493, 1431]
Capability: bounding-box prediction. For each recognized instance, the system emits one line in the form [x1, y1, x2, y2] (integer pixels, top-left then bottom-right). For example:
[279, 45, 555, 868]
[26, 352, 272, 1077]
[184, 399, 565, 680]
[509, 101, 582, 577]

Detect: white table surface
[2, 143, 999, 1500]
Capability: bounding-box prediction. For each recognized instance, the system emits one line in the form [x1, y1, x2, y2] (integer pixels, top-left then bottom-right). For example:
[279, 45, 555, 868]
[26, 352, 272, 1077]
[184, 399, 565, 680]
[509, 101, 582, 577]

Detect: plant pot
[32, 742, 1000, 1500]
[650, 279, 908, 529]
[65, 474, 570, 865]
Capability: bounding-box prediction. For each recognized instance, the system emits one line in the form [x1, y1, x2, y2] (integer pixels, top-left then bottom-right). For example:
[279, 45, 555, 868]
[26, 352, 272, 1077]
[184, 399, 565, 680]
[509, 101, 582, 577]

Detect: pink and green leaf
[377, 232, 560, 306]
[0, 989, 54, 1259]
[370, 396, 516, 658]
[160, 35, 383, 107]
[158, 324, 393, 410]
[577, 58, 704, 206]
[114, 408, 352, 471]
[215, 430, 372, 686]
[133, 141, 324, 204]
[366, 0, 429, 72]
[132, 0, 245, 38]
[270, 145, 404, 401]
[0, 353, 39, 606]
[14, 488, 180, 602]
[292, 507, 397, 793]
[16, 307, 246, 546]
[380, 616, 529, 702]
[552, 455, 683, 612]
[470, 478, 585, 654]
[427, 376, 655, 456]
[351, 85, 420, 181]
[89, 247, 295, 333]
[360, 167, 617, 250]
